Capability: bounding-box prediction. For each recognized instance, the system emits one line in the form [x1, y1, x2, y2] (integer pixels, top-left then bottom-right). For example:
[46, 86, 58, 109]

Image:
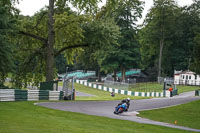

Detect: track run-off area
[37, 91, 200, 132]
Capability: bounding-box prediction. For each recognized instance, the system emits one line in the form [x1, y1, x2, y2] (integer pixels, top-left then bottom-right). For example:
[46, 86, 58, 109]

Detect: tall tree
[189, 0, 200, 74]
[139, 0, 179, 78]
[15, 0, 123, 86]
[139, 0, 200, 78]
[108, 0, 143, 81]
[84, 0, 143, 82]
[0, 0, 17, 85]
[46, 0, 55, 81]
[17, 0, 100, 82]
[76, 18, 121, 81]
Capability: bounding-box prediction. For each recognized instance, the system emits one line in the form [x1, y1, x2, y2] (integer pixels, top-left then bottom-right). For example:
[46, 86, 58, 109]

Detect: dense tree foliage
[0, 0, 17, 86]
[139, 0, 200, 78]
[1, 0, 200, 88]
[75, 18, 121, 81]
[12, 0, 121, 86]
[113, 0, 143, 81]
[88, 0, 143, 81]
[189, 0, 200, 74]
[139, 0, 179, 78]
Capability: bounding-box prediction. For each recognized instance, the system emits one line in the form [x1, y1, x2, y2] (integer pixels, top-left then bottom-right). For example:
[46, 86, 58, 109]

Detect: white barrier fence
[0, 89, 64, 102]
[76, 80, 167, 97]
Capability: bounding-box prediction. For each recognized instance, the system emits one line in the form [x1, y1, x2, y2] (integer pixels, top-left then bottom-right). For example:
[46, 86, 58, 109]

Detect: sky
[15, 0, 194, 24]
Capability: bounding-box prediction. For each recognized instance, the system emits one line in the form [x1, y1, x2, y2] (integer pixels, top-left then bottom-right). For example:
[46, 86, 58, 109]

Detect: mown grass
[59, 81, 148, 100]
[59, 81, 199, 98]
[138, 100, 200, 129]
[177, 85, 200, 94]
[0, 101, 193, 133]
[129, 82, 200, 93]
[78, 81, 199, 94]
[129, 82, 163, 92]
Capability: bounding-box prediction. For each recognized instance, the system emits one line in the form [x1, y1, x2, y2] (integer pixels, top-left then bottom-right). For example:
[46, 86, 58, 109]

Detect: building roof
[116, 69, 141, 77]
[174, 70, 196, 75]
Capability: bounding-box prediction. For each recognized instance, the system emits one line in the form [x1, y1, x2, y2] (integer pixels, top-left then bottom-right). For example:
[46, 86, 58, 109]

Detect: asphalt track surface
[37, 91, 200, 132]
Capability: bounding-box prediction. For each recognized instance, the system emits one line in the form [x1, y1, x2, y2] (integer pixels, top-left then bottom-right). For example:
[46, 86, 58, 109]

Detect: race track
[37, 91, 200, 132]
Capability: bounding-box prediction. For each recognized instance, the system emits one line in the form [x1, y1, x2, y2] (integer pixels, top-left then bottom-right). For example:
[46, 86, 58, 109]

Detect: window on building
[195, 75, 197, 80]
[189, 76, 191, 79]
[186, 75, 188, 80]
[183, 75, 184, 79]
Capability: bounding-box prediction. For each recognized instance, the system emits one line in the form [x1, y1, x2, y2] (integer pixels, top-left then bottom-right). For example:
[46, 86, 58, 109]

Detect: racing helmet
[127, 97, 130, 101]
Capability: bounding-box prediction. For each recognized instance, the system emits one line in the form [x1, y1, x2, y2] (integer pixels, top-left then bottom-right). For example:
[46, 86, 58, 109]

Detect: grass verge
[0, 101, 193, 133]
[177, 85, 199, 94]
[60, 81, 199, 94]
[129, 82, 163, 92]
[74, 83, 147, 100]
[138, 100, 200, 129]
[129, 83, 199, 93]
[59, 82, 148, 100]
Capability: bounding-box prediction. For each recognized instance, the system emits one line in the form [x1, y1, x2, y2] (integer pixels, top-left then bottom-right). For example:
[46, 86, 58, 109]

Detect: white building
[174, 70, 200, 86]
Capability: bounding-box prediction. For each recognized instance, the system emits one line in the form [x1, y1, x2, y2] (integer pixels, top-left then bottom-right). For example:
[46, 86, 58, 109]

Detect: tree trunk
[158, 33, 164, 78]
[158, 5, 165, 79]
[97, 67, 101, 82]
[0, 72, 5, 86]
[46, 0, 55, 82]
[113, 70, 117, 81]
[121, 66, 126, 82]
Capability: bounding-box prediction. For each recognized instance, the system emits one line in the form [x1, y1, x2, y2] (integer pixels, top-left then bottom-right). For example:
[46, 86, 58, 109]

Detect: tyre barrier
[0, 89, 64, 102]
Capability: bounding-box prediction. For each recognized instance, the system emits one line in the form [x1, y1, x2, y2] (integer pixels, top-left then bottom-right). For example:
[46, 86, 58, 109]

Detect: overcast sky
[15, 0, 194, 24]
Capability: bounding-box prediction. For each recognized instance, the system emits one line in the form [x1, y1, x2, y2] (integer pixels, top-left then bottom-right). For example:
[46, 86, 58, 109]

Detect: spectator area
[58, 71, 95, 79]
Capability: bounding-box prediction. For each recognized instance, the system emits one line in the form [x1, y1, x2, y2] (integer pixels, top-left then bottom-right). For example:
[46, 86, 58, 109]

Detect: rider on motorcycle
[117, 98, 130, 111]
[114, 103, 127, 114]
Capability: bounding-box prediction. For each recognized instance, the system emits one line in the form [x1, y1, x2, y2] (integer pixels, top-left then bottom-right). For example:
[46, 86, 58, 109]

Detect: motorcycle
[114, 103, 127, 115]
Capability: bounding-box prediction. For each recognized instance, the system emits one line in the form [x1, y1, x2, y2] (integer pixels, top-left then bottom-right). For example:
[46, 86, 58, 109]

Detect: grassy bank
[129, 82, 163, 92]
[177, 85, 199, 94]
[74, 83, 147, 100]
[58, 82, 148, 100]
[60, 81, 199, 93]
[0, 101, 192, 133]
[138, 100, 200, 129]
[129, 82, 199, 93]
